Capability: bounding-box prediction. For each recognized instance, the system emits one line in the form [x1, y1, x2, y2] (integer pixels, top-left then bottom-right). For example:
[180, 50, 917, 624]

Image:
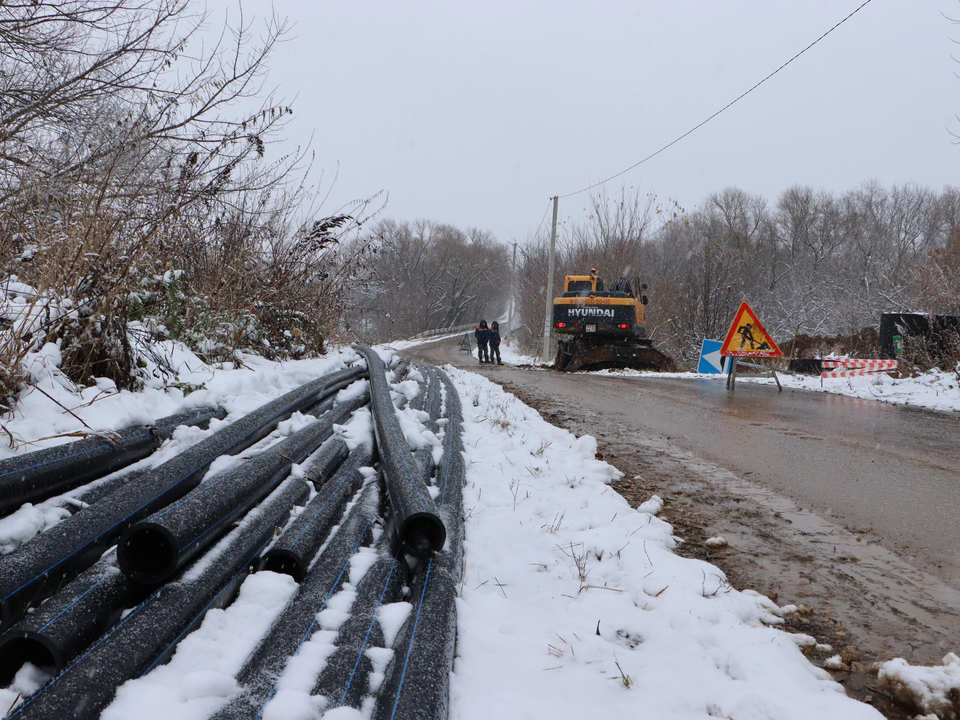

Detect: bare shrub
[0, 2, 375, 394]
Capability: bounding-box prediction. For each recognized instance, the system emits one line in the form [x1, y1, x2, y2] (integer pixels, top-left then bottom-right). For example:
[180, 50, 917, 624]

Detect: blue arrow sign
[698, 339, 725, 374]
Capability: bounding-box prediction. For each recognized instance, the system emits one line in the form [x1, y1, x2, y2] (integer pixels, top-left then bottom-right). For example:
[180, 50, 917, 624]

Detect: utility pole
[506, 241, 517, 345]
[541, 196, 559, 361]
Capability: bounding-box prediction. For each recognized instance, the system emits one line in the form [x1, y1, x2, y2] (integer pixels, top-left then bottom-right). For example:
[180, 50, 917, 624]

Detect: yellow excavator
[552, 269, 675, 372]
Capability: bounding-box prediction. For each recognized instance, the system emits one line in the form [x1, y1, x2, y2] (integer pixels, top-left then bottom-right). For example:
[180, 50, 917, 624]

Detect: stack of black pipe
[0, 406, 226, 517]
[371, 363, 467, 720]
[0, 355, 467, 720]
[0, 365, 364, 631]
[0, 366, 370, 717]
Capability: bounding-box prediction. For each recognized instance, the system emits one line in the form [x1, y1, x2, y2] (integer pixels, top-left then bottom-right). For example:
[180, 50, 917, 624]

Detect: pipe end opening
[400, 513, 447, 558]
[0, 633, 60, 687]
[118, 523, 179, 585]
[257, 550, 305, 583]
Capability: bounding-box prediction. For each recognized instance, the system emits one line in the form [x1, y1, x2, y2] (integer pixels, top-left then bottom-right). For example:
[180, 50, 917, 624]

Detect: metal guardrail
[406, 323, 476, 342]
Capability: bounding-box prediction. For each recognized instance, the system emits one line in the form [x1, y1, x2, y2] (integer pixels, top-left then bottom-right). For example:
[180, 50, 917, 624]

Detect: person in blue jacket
[474, 320, 491, 363]
[489, 321, 503, 365]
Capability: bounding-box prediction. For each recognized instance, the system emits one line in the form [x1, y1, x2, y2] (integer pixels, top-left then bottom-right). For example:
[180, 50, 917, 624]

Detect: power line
[559, 0, 875, 200]
[531, 197, 554, 241]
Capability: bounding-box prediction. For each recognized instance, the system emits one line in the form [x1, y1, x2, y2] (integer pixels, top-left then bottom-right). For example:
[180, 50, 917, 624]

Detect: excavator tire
[554, 338, 676, 373]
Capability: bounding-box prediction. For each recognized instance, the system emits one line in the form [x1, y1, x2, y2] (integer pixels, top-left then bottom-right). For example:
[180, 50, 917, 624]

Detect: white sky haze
[205, 1, 960, 242]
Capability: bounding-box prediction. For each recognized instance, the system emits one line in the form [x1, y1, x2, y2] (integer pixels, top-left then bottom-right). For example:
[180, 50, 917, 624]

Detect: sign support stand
[726, 359, 781, 392]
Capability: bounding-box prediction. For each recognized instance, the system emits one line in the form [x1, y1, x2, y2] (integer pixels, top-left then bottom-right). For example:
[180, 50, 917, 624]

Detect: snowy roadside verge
[446, 366, 882, 720]
[588, 364, 960, 415]
[478, 342, 960, 416]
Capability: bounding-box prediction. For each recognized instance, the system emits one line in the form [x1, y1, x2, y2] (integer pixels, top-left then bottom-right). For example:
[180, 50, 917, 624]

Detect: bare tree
[343, 219, 510, 343]
[0, 1, 373, 396]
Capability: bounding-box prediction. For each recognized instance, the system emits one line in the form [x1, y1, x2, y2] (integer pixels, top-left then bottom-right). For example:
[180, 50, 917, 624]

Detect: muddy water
[411, 339, 960, 682]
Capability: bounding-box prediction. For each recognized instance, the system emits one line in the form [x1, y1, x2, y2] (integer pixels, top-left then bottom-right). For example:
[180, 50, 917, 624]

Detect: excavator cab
[563, 269, 604, 296]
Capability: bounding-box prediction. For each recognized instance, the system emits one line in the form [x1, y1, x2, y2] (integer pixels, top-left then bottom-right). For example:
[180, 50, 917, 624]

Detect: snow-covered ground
[0, 339, 957, 718]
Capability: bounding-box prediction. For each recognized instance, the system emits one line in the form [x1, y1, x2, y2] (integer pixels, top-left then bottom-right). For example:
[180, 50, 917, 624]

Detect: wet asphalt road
[414, 339, 960, 589]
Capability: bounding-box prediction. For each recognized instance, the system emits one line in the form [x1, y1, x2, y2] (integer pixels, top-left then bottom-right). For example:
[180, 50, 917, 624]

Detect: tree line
[343, 219, 511, 343]
[512, 184, 960, 369]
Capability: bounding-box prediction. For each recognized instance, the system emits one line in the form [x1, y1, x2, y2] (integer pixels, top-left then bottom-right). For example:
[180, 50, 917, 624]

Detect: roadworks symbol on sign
[720, 302, 783, 357]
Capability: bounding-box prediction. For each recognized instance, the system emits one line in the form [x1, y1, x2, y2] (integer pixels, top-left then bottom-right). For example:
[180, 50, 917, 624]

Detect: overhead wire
[558, 0, 875, 200]
[531, 198, 554, 241]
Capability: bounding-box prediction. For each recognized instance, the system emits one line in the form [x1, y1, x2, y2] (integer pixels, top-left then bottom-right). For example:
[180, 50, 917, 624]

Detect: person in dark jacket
[475, 320, 490, 363]
[489, 321, 502, 365]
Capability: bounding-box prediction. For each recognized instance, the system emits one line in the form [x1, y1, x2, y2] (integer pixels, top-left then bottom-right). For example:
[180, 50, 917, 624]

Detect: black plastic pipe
[372, 555, 458, 720]
[421, 364, 444, 432]
[435, 369, 466, 583]
[371, 366, 466, 720]
[392, 355, 412, 383]
[0, 552, 148, 686]
[7, 473, 312, 720]
[312, 532, 406, 709]
[0, 406, 225, 517]
[0, 365, 365, 630]
[354, 347, 445, 557]
[118, 391, 369, 585]
[257, 441, 371, 582]
[209, 483, 381, 720]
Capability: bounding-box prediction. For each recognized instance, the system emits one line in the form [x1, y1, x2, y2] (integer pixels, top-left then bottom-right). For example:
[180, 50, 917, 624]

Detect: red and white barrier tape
[821, 358, 898, 378]
[822, 359, 898, 371]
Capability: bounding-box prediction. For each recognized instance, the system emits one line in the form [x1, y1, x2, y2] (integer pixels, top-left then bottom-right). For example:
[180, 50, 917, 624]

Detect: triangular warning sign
[720, 302, 782, 357]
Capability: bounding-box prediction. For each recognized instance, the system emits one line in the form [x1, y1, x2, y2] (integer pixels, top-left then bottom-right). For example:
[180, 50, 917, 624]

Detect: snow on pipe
[0, 406, 226, 517]
[0, 365, 365, 631]
[435, 369, 466, 584]
[209, 483, 381, 720]
[118, 391, 370, 586]
[312, 531, 406, 709]
[371, 556, 458, 720]
[371, 366, 466, 720]
[354, 346, 445, 557]
[0, 437, 357, 686]
[7, 473, 313, 720]
[406, 376, 426, 412]
[257, 441, 372, 582]
[0, 552, 150, 686]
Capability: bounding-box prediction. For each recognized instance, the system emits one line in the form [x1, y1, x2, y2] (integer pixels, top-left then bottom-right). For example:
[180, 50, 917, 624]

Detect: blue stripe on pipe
[254, 516, 376, 720]
[338, 545, 404, 707]
[36, 570, 111, 634]
[388, 558, 433, 720]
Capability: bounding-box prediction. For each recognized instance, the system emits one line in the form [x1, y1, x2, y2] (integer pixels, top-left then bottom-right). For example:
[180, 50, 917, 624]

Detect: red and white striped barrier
[821, 359, 898, 378]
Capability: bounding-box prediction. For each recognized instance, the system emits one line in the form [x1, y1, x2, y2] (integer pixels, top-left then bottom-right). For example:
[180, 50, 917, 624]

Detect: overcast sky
[204, 1, 959, 244]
